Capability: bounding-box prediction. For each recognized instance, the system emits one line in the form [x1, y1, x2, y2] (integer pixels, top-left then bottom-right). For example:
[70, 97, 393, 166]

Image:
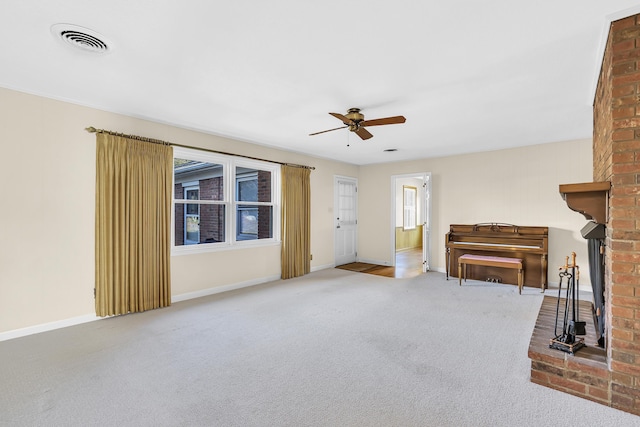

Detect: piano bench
[458, 254, 524, 294]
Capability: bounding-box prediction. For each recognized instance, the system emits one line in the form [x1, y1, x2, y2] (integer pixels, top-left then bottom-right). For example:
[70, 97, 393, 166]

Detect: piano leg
[541, 254, 548, 292]
[446, 247, 450, 280]
[518, 268, 523, 295]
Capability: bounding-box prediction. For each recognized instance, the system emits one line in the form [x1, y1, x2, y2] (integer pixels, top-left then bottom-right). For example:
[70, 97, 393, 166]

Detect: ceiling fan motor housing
[346, 108, 364, 124]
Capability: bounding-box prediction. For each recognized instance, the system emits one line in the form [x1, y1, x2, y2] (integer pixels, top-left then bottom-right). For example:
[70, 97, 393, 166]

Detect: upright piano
[446, 223, 549, 290]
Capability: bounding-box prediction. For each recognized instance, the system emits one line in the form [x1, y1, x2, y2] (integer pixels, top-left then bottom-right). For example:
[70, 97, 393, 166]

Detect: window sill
[171, 239, 281, 256]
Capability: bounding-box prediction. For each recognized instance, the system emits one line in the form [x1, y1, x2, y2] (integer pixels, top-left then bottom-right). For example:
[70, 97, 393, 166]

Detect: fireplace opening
[580, 221, 606, 348]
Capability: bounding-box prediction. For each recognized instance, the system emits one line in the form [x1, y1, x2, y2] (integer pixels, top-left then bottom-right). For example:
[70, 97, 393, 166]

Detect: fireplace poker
[553, 256, 571, 339]
[572, 265, 586, 336]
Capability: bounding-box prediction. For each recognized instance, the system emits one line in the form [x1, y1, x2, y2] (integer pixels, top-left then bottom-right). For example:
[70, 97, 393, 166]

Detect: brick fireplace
[529, 14, 640, 416]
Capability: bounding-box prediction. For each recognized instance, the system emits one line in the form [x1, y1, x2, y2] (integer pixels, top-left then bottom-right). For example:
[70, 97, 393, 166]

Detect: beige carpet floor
[1, 269, 638, 426]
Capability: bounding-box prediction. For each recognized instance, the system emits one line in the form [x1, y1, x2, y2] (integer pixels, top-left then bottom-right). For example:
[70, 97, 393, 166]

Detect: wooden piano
[446, 223, 548, 290]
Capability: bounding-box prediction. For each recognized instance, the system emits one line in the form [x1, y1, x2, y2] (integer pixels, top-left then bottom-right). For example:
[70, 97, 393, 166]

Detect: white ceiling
[2, 1, 640, 165]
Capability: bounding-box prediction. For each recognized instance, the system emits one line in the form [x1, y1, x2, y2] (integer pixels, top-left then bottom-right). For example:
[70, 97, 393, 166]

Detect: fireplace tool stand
[550, 252, 586, 354]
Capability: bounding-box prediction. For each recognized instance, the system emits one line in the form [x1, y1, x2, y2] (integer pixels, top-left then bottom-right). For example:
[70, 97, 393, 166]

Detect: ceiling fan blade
[309, 125, 348, 136]
[329, 112, 355, 126]
[360, 115, 406, 127]
[355, 127, 373, 140]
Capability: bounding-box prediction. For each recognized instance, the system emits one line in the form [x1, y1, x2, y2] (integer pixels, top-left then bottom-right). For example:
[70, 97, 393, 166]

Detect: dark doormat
[336, 262, 379, 272]
[336, 262, 395, 277]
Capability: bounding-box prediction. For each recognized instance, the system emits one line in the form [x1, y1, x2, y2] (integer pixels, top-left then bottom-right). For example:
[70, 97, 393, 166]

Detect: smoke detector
[51, 24, 112, 54]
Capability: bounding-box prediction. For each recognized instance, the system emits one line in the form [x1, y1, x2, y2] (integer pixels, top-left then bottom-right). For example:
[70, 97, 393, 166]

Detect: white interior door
[334, 176, 358, 266]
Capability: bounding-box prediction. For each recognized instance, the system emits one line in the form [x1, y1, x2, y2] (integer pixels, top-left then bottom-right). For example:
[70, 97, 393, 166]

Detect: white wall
[0, 87, 357, 335]
[358, 139, 593, 286]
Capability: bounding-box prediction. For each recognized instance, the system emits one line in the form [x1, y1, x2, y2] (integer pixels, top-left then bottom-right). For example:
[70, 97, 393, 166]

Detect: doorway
[391, 172, 431, 274]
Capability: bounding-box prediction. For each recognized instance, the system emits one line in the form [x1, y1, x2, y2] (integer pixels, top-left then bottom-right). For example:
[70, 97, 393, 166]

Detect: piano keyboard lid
[453, 241, 540, 249]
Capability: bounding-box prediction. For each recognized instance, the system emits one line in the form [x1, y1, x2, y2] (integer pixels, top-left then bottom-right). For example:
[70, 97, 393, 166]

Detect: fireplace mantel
[559, 181, 611, 224]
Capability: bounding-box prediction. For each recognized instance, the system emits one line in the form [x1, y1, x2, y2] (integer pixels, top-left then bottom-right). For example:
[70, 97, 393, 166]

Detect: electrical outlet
[310, 254, 313, 260]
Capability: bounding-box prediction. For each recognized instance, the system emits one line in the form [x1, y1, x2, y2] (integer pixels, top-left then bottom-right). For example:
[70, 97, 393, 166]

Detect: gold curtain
[281, 165, 311, 279]
[95, 133, 173, 317]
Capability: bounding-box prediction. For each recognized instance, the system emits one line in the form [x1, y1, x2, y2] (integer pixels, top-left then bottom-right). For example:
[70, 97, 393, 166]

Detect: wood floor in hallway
[336, 248, 423, 278]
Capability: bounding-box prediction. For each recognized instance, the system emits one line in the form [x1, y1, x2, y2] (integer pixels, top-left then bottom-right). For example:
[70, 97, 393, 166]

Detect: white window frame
[172, 147, 281, 256]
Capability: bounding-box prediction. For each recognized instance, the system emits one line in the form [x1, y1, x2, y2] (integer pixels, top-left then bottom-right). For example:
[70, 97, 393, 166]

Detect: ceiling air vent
[51, 24, 111, 54]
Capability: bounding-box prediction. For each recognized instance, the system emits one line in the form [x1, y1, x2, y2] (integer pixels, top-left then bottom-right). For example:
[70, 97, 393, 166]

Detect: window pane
[238, 179, 258, 202]
[239, 207, 258, 235]
[403, 187, 417, 230]
[236, 167, 271, 202]
[174, 159, 224, 201]
[174, 203, 225, 246]
[236, 205, 272, 240]
[186, 216, 199, 243]
[186, 189, 199, 200]
[338, 181, 356, 224]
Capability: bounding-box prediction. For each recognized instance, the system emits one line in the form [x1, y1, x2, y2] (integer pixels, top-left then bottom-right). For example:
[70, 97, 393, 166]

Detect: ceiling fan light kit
[310, 107, 406, 141]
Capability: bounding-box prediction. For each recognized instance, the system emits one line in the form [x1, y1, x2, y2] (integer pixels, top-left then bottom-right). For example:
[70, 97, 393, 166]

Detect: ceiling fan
[309, 108, 406, 140]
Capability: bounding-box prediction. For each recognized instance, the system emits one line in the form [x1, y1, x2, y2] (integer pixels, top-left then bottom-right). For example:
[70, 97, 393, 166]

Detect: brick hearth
[529, 296, 610, 405]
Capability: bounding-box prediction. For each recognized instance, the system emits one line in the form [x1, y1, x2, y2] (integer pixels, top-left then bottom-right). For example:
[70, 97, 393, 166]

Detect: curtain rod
[85, 126, 315, 170]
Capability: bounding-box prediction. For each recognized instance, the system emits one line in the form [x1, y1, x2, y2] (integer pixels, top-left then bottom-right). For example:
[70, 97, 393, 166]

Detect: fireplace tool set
[550, 252, 586, 354]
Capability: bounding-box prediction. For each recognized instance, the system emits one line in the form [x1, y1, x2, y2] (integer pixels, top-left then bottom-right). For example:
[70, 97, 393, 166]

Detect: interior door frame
[390, 172, 431, 271]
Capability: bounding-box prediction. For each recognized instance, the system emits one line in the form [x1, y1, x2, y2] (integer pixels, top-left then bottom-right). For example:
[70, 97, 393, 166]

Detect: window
[172, 147, 280, 254]
[235, 167, 273, 241]
[403, 185, 417, 230]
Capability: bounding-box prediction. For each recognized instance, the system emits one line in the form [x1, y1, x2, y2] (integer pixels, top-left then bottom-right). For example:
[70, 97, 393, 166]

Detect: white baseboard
[0, 314, 99, 342]
[1, 275, 283, 342]
[171, 274, 281, 303]
[311, 263, 334, 272]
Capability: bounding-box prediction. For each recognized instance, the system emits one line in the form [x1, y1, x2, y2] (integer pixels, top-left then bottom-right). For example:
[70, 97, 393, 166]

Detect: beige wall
[0, 87, 357, 335]
[0, 85, 594, 337]
[358, 139, 593, 284]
